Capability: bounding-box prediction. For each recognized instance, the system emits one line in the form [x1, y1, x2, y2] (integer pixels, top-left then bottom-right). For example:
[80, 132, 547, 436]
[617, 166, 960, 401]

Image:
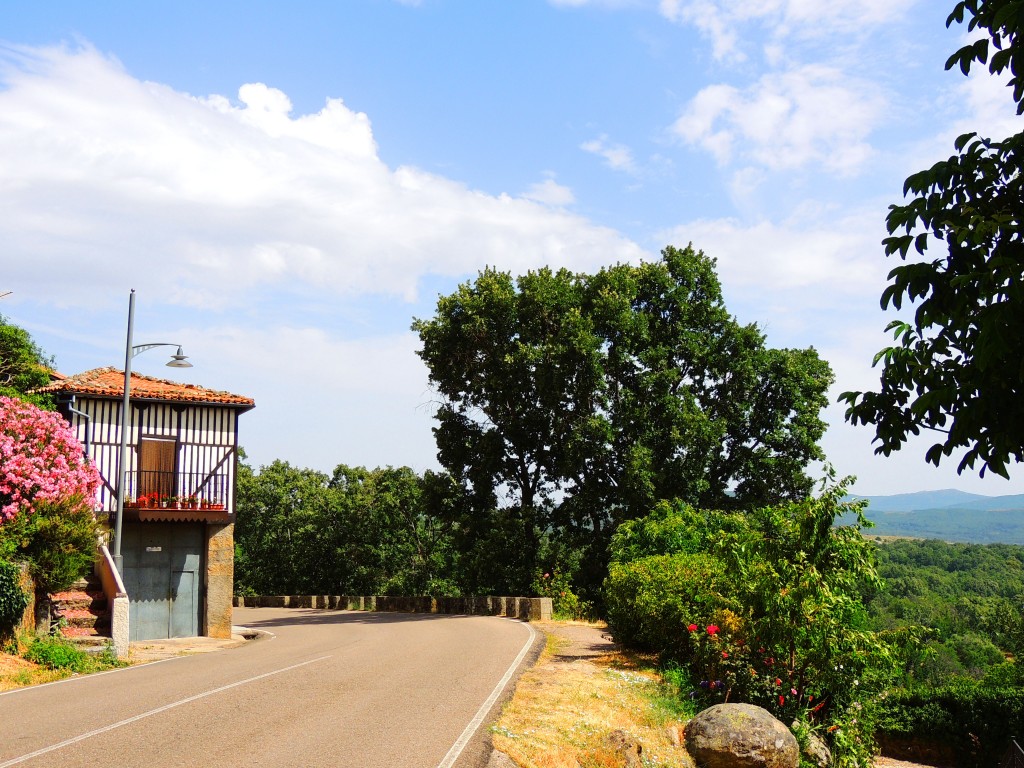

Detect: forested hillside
[868, 538, 1024, 685]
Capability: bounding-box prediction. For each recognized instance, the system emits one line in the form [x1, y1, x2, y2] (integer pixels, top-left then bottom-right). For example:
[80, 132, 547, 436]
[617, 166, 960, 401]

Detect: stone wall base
[234, 594, 552, 621]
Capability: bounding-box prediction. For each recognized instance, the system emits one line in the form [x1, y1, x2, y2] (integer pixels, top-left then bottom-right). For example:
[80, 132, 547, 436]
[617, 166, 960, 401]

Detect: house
[35, 367, 254, 642]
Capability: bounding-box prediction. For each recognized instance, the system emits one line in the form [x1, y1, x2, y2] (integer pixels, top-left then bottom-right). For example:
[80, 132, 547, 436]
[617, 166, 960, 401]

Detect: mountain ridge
[841, 489, 1024, 544]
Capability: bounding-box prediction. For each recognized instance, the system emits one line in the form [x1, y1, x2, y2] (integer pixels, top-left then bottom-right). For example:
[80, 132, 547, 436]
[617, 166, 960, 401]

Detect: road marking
[435, 620, 537, 768]
[0, 629, 277, 699]
[0, 655, 331, 767]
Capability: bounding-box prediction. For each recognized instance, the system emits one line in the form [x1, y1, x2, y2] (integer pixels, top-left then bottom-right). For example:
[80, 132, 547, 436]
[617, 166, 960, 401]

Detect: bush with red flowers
[604, 476, 898, 768]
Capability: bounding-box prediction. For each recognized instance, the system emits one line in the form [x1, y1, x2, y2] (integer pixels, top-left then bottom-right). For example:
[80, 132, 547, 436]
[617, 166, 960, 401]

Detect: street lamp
[112, 289, 192, 575]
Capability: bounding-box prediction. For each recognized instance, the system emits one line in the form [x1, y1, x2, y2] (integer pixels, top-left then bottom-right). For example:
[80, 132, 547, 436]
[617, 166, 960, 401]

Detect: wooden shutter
[139, 438, 176, 499]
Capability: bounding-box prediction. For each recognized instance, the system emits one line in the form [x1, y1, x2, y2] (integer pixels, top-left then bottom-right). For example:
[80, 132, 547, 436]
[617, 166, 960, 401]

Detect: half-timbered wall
[64, 398, 241, 513]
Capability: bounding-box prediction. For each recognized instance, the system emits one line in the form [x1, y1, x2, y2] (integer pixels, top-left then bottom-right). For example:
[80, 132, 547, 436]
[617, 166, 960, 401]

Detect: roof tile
[34, 367, 254, 408]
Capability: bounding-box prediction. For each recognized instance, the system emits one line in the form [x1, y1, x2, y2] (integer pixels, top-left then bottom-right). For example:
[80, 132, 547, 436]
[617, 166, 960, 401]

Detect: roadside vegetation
[492, 626, 697, 768]
[0, 317, 107, 683]
[1, 634, 126, 691]
[4, 2, 1024, 763]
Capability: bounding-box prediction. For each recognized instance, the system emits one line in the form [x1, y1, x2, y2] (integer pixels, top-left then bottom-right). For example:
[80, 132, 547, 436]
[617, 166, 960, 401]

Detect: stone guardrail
[234, 594, 552, 621]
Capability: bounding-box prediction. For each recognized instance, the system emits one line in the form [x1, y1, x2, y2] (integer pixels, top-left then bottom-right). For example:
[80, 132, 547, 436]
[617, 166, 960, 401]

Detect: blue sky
[1, 0, 1021, 496]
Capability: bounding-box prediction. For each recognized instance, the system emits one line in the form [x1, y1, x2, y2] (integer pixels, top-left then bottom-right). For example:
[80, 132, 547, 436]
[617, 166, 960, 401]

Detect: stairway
[50, 574, 111, 646]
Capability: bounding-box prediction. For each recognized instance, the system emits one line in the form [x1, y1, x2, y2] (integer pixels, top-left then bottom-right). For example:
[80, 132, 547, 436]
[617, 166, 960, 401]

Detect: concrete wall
[235, 594, 552, 621]
[205, 523, 235, 638]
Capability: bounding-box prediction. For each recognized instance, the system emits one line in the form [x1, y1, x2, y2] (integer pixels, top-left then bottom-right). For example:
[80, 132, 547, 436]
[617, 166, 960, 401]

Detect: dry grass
[491, 623, 696, 768]
[0, 651, 69, 691]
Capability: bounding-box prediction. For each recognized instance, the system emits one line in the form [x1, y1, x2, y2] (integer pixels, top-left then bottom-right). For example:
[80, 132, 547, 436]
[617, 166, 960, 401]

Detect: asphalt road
[0, 607, 542, 768]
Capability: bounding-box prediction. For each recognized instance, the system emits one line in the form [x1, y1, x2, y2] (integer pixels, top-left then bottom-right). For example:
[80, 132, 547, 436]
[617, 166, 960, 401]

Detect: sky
[1, 0, 1021, 497]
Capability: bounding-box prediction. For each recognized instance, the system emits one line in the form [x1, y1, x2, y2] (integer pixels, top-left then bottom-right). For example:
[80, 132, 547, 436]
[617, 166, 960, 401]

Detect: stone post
[204, 523, 234, 638]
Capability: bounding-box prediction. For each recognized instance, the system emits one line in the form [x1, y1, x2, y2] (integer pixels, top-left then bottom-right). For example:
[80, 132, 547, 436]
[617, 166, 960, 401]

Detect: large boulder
[685, 704, 799, 768]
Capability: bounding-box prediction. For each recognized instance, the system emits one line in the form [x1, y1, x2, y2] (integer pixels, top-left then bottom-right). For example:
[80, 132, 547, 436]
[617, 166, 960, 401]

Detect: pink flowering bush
[0, 396, 99, 522]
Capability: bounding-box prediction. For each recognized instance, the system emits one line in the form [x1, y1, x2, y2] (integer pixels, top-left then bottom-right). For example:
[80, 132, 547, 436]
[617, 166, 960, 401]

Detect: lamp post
[112, 289, 192, 575]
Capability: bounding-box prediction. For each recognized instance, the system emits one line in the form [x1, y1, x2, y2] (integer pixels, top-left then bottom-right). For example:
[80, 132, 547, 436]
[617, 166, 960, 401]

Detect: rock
[605, 729, 643, 768]
[666, 723, 683, 746]
[801, 728, 832, 768]
[685, 703, 799, 768]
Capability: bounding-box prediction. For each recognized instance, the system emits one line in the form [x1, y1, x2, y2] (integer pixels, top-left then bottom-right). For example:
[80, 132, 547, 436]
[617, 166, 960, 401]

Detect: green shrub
[604, 479, 896, 768]
[604, 552, 737, 653]
[533, 569, 594, 620]
[23, 635, 93, 672]
[608, 501, 749, 564]
[981, 661, 1024, 688]
[0, 559, 29, 631]
[0, 496, 100, 593]
[875, 682, 1024, 767]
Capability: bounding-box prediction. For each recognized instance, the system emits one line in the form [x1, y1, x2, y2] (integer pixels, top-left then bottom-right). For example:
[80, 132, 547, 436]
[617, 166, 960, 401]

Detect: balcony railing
[122, 470, 228, 508]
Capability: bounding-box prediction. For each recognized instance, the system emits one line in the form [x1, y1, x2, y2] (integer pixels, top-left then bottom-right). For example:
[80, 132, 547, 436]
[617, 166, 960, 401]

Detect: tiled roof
[34, 367, 254, 409]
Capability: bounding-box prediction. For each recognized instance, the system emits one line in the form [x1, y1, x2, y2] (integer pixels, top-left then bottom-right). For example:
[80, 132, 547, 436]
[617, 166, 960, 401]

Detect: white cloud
[951, 67, 1022, 140]
[0, 44, 646, 310]
[548, 0, 640, 7]
[672, 65, 885, 174]
[581, 134, 638, 173]
[174, 324, 440, 474]
[658, 206, 890, 301]
[659, 0, 918, 61]
[523, 175, 576, 207]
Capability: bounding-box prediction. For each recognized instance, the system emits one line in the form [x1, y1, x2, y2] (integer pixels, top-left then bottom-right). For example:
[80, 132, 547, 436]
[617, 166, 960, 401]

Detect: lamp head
[166, 346, 193, 368]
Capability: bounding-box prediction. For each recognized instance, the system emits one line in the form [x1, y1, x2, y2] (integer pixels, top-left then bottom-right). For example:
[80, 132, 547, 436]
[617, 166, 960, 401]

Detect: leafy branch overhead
[841, 0, 1024, 478]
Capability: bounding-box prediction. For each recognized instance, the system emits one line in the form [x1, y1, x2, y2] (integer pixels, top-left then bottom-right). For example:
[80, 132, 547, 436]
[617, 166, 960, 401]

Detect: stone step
[50, 589, 106, 611]
[52, 572, 111, 641]
[58, 607, 111, 630]
[69, 574, 102, 590]
[62, 622, 111, 638]
[65, 634, 115, 654]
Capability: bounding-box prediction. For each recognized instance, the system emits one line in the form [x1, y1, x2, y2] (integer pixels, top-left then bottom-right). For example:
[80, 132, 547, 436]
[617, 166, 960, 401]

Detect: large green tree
[413, 245, 833, 595]
[0, 315, 54, 408]
[842, 0, 1024, 478]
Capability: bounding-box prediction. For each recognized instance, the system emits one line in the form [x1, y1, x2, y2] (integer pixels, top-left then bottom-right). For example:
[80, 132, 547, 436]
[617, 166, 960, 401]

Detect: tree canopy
[841, 0, 1024, 478]
[413, 245, 833, 595]
[0, 315, 54, 408]
[233, 458, 458, 597]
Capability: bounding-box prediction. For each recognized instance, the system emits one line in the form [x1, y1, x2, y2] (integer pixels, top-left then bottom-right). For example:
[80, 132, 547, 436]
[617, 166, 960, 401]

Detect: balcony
[117, 470, 231, 522]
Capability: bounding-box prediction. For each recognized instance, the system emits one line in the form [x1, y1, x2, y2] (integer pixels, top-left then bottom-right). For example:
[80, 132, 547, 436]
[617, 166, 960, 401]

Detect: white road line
[0, 629, 277, 699]
[0, 655, 332, 768]
[435, 620, 537, 768]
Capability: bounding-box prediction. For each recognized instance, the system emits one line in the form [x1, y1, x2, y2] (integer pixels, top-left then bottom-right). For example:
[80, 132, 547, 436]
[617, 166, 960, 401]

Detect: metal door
[122, 522, 203, 640]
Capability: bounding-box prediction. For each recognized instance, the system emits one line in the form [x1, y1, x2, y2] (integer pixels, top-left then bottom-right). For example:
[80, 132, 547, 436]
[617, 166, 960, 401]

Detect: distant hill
[839, 490, 1024, 544]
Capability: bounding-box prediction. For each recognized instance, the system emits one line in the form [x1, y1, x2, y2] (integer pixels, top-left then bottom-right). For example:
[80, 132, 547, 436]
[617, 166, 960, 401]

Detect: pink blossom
[0, 396, 100, 522]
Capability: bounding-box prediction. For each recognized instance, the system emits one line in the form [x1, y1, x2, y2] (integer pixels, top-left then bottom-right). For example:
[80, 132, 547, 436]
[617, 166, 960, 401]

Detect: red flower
[687, 623, 698, 632]
[721, 651, 729, 659]
[775, 677, 782, 686]
[706, 625, 720, 635]
[779, 695, 785, 706]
